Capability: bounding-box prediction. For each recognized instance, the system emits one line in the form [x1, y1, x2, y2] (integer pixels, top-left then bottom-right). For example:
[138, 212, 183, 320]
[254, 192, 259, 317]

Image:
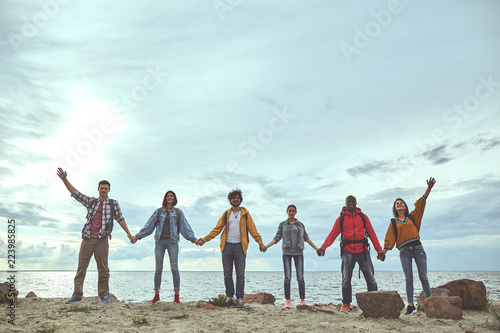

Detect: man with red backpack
[317, 195, 385, 313]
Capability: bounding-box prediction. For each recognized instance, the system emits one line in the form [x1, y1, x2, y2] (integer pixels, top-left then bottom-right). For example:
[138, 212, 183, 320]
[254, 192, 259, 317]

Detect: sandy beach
[4, 296, 500, 333]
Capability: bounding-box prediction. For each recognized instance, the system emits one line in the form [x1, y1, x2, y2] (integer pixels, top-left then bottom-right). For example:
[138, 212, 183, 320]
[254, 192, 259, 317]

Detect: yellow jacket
[203, 207, 263, 254]
[384, 197, 426, 250]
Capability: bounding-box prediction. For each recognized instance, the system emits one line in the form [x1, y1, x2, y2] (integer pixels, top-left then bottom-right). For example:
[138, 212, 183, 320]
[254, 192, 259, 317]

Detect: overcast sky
[1, 0, 499, 273]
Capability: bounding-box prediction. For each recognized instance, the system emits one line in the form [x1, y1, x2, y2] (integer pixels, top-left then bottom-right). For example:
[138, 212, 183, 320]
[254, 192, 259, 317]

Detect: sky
[0, 0, 499, 273]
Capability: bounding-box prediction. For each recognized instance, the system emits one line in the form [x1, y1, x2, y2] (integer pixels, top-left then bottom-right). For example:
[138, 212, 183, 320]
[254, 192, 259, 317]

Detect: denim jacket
[136, 207, 196, 243]
[273, 219, 309, 250]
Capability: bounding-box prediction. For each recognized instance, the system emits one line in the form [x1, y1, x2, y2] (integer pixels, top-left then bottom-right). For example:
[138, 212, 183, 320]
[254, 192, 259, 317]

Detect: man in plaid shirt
[57, 168, 133, 303]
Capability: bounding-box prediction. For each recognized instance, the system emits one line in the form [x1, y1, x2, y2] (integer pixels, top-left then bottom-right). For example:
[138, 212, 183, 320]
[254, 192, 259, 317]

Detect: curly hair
[227, 188, 243, 203]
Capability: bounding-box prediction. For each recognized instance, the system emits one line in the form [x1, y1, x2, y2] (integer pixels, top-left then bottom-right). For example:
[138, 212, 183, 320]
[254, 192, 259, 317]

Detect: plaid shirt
[71, 190, 124, 239]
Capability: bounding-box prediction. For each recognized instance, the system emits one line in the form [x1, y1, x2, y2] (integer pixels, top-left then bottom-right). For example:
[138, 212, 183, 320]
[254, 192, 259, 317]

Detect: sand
[4, 296, 500, 333]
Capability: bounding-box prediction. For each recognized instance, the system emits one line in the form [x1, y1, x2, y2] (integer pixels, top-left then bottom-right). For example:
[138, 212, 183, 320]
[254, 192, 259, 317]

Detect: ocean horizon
[2, 270, 499, 306]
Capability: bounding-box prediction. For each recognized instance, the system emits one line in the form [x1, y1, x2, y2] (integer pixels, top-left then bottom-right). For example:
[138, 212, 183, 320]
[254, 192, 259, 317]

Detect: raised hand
[427, 177, 436, 189]
[56, 167, 67, 180]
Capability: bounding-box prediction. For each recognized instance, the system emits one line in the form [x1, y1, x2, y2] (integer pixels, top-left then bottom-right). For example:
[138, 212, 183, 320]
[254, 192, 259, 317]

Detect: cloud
[346, 161, 395, 178]
[347, 133, 500, 179]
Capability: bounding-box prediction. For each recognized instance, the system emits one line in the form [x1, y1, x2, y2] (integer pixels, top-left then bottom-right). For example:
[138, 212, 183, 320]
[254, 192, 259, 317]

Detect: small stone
[196, 301, 219, 310]
[242, 292, 275, 305]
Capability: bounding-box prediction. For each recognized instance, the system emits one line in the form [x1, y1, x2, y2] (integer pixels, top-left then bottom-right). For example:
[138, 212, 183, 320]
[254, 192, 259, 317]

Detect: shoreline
[4, 297, 500, 333]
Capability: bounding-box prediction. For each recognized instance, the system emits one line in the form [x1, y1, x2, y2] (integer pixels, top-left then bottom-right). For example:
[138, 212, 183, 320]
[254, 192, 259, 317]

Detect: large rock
[0, 281, 18, 304]
[438, 279, 487, 309]
[423, 296, 463, 320]
[242, 293, 275, 305]
[25, 291, 37, 298]
[418, 288, 453, 310]
[355, 291, 405, 318]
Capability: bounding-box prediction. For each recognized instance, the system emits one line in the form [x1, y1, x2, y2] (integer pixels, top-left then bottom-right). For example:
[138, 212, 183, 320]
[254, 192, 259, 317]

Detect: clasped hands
[316, 247, 386, 261]
[192, 239, 267, 252]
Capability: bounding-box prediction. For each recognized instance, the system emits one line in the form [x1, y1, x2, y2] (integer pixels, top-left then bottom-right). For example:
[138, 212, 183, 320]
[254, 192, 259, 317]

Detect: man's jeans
[283, 254, 305, 300]
[341, 250, 377, 305]
[154, 240, 180, 290]
[73, 237, 109, 299]
[222, 242, 246, 299]
[399, 244, 431, 304]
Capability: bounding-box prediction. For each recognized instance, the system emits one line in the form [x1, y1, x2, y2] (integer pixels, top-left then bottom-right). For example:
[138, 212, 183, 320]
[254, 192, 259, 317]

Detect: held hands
[377, 252, 386, 261]
[316, 248, 325, 257]
[129, 235, 139, 244]
[195, 238, 206, 246]
[259, 244, 267, 252]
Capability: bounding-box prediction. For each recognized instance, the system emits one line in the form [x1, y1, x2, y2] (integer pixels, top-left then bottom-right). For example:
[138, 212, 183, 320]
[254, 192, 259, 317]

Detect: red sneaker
[150, 294, 160, 304]
[173, 295, 180, 303]
[340, 304, 350, 313]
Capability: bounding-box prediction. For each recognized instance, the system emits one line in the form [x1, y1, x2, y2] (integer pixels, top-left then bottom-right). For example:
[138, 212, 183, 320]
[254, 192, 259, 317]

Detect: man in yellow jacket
[197, 189, 266, 306]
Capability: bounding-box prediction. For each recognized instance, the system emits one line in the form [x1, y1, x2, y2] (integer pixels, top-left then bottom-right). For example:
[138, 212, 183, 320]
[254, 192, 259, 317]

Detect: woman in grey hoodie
[265, 205, 319, 308]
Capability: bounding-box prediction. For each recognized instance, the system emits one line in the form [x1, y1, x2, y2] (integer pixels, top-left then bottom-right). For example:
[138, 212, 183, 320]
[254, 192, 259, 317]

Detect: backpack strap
[106, 199, 117, 238]
[175, 207, 181, 236]
[339, 211, 345, 256]
[155, 207, 164, 227]
[391, 218, 398, 245]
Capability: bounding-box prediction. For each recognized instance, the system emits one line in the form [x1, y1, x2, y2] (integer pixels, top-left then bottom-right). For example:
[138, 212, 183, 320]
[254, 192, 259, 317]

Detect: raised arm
[423, 177, 436, 199]
[57, 167, 77, 194]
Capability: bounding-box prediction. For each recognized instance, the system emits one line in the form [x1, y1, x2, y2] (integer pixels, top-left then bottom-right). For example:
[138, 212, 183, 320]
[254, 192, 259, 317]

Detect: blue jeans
[341, 250, 377, 305]
[154, 240, 180, 290]
[283, 254, 305, 300]
[222, 242, 246, 299]
[399, 244, 431, 304]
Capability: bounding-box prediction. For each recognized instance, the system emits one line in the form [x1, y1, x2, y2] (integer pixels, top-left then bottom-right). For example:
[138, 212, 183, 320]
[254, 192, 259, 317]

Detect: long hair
[162, 190, 178, 207]
[392, 198, 409, 218]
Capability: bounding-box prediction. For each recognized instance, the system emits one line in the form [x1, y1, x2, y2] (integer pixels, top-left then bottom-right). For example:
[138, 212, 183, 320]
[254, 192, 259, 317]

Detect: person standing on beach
[382, 177, 436, 315]
[129, 190, 198, 304]
[56, 167, 133, 303]
[317, 195, 385, 313]
[196, 189, 266, 306]
[265, 204, 319, 308]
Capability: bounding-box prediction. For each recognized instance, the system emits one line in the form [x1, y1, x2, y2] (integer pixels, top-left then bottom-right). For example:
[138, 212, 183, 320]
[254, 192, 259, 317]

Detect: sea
[3, 271, 499, 305]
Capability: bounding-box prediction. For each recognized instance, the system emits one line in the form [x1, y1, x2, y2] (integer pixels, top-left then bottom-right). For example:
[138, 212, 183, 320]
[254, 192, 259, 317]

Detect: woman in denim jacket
[130, 191, 198, 304]
[265, 205, 319, 308]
